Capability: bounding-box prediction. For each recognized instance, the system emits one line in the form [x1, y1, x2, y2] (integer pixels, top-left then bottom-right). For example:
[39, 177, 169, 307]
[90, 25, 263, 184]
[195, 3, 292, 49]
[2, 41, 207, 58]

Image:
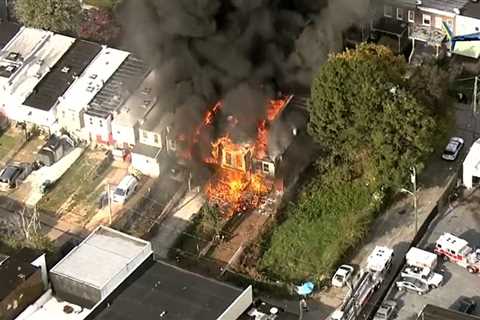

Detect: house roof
[23, 40, 101, 111]
[1, 32, 75, 105]
[141, 106, 174, 133]
[85, 55, 149, 119]
[132, 142, 161, 158]
[461, 1, 480, 19]
[113, 70, 159, 126]
[418, 304, 480, 320]
[50, 226, 151, 290]
[0, 248, 40, 301]
[0, 22, 20, 50]
[57, 47, 129, 112]
[93, 260, 244, 320]
[418, 0, 469, 13]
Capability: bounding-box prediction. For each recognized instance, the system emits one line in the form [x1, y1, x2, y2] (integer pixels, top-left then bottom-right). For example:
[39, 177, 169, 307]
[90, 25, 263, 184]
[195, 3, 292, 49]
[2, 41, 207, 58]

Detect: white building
[20, 40, 101, 131]
[111, 70, 159, 147]
[16, 226, 152, 320]
[0, 28, 75, 125]
[131, 107, 174, 178]
[56, 46, 129, 139]
[454, 2, 480, 59]
[463, 137, 480, 189]
[83, 55, 148, 144]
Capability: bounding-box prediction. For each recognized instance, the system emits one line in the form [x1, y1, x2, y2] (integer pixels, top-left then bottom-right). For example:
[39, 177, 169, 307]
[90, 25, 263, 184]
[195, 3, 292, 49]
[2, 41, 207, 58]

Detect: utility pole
[107, 183, 112, 224]
[474, 76, 478, 114]
[401, 166, 418, 236]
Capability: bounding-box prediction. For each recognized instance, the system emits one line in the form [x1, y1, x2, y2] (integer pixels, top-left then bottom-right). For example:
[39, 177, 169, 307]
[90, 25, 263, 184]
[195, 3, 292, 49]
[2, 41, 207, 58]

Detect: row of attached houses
[362, 0, 480, 59]
[0, 22, 177, 178]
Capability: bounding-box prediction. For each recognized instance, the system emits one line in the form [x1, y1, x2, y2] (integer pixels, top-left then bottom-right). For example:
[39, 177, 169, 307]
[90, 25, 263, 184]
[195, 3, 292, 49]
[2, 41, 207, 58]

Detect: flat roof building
[418, 304, 480, 320]
[0, 248, 46, 320]
[18, 226, 152, 320]
[23, 40, 101, 112]
[56, 46, 129, 135]
[93, 260, 252, 320]
[0, 29, 75, 124]
[85, 54, 149, 120]
[0, 22, 20, 50]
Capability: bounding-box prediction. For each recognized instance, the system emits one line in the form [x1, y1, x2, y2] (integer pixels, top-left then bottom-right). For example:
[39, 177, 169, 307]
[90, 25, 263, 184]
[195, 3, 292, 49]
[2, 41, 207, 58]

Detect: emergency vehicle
[329, 246, 394, 320]
[434, 233, 480, 273]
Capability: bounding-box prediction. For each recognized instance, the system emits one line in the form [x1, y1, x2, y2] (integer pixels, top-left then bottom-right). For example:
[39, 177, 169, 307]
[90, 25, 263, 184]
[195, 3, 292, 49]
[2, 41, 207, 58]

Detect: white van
[112, 175, 138, 204]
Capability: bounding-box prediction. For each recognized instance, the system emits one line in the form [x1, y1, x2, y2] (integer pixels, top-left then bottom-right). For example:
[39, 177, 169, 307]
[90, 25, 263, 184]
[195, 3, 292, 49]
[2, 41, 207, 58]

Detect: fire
[195, 94, 293, 215]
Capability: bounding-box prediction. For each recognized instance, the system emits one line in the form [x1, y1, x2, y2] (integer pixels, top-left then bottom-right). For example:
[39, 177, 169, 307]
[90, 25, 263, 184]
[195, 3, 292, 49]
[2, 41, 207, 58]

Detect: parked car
[401, 266, 443, 289]
[331, 265, 354, 288]
[396, 277, 429, 295]
[16, 162, 34, 183]
[112, 175, 139, 204]
[454, 297, 477, 314]
[0, 165, 23, 190]
[373, 300, 397, 320]
[442, 137, 464, 161]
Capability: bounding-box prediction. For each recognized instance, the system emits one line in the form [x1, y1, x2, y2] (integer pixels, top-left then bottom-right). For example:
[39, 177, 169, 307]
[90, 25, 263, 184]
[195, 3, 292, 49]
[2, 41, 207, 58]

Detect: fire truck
[434, 233, 480, 273]
[329, 246, 394, 320]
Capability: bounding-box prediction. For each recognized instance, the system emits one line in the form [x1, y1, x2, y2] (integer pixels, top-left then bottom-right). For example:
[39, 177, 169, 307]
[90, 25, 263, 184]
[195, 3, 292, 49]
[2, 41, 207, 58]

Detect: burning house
[183, 93, 308, 216]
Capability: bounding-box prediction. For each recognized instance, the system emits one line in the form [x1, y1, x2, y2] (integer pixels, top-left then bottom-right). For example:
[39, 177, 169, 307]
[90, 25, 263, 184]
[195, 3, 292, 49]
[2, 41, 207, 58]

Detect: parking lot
[389, 189, 480, 319]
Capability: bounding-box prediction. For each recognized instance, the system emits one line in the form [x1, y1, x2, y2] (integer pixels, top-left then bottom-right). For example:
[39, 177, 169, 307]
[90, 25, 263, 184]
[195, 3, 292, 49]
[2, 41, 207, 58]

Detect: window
[384, 5, 393, 17]
[408, 10, 414, 22]
[89, 117, 93, 125]
[262, 162, 270, 174]
[142, 131, 148, 139]
[61, 111, 66, 118]
[396, 8, 403, 21]
[225, 152, 232, 166]
[99, 120, 103, 128]
[153, 134, 159, 143]
[422, 14, 431, 26]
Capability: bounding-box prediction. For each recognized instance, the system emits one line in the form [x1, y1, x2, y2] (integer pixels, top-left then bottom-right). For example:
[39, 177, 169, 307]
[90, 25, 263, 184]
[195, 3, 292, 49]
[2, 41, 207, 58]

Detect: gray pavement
[391, 189, 480, 319]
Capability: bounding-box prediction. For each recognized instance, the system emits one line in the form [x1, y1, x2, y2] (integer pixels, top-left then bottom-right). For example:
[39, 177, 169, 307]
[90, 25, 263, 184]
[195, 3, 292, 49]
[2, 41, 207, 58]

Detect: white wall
[456, 15, 480, 35]
[132, 152, 160, 177]
[217, 286, 253, 320]
[6, 103, 57, 129]
[83, 113, 112, 143]
[112, 121, 137, 146]
[139, 128, 162, 148]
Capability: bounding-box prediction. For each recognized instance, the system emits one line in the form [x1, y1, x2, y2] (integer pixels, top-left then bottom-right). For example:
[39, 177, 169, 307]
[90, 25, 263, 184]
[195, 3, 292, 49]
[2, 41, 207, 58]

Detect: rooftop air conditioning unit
[416, 0, 422, 5]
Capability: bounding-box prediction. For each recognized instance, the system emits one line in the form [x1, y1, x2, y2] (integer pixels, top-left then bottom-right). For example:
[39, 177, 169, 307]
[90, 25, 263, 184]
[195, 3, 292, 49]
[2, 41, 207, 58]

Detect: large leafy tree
[308, 43, 437, 187]
[15, 0, 82, 33]
[79, 8, 121, 44]
[260, 44, 442, 282]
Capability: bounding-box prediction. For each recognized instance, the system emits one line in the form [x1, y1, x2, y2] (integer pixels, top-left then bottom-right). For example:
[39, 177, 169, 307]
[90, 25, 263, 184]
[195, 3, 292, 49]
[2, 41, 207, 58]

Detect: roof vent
[453, 8, 461, 15]
[61, 66, 71, 73]
[416, 0, 422, 5]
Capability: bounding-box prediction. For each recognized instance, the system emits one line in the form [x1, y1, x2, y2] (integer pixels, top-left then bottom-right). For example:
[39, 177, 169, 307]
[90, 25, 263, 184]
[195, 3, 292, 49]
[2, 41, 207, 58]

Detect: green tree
[308, 43, 437, 187]
[15, 0, 82, 33]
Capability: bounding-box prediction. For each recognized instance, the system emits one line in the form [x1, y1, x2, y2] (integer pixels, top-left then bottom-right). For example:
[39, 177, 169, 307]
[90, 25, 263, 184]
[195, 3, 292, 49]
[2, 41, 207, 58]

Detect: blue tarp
[296, 282, 314, 296]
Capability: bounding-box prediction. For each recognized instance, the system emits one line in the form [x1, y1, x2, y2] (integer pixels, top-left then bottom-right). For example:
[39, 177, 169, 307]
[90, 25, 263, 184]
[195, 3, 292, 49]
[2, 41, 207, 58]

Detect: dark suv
[0, 165, 23, 190]
[456, 298, 477, 315]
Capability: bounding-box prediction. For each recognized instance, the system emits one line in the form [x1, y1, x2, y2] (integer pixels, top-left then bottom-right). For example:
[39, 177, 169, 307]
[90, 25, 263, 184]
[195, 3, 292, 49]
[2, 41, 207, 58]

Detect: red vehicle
[434, 233, 480, 273]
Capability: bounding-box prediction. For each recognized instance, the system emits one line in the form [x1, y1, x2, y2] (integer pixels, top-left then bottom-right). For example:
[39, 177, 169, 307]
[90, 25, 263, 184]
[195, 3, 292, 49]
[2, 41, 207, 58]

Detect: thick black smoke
[119, 0, 368, 138]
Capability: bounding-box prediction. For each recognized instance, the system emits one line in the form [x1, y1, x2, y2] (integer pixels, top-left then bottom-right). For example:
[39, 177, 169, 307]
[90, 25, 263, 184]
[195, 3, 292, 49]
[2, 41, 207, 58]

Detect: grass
[38, 152, 112, 216]
[0, 132, 19, 161]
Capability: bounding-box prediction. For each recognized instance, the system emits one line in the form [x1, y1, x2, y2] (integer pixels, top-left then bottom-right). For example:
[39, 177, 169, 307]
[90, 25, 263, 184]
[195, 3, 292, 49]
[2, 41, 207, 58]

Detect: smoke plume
[119, 0, 369, 138]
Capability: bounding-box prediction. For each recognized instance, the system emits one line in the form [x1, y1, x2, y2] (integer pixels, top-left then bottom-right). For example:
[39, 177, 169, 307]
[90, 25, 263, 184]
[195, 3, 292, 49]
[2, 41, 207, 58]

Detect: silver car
[396, 277, 429, 295]
[373, 300, 397, 320]
[442, 137, 464, 161]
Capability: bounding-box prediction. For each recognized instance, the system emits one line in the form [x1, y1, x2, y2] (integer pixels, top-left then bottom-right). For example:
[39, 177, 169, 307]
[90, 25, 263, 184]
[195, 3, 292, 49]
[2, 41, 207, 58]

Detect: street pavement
[315, 100, 480, 319]
[391, 189, 480, 319]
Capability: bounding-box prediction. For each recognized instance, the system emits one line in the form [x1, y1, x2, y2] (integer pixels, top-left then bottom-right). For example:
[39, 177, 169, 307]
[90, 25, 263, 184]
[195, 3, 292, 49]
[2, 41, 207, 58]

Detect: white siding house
[131, 108, 174, 177]
[1, 31, 75, 128]
[111, 70, 158, 147]
[56, 47, 129, 139]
